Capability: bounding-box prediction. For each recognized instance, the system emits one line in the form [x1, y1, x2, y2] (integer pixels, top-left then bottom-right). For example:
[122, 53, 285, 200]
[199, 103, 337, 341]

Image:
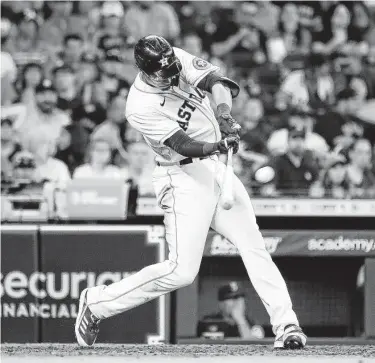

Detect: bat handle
[227, 147, 233, 165]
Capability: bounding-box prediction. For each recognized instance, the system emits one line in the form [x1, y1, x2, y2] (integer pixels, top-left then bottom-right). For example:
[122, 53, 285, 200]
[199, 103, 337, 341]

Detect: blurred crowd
[1, 0, 375, 209]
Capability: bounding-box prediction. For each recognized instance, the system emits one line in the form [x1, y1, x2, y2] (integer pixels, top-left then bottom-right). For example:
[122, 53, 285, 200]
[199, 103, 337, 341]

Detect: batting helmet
[134, 35, 182, 82]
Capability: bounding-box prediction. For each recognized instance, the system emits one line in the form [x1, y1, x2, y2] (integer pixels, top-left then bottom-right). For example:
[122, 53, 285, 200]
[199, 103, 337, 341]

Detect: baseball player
[75, 35, 307, 349]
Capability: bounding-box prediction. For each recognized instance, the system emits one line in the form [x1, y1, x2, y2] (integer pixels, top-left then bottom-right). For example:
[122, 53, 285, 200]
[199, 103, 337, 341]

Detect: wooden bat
[220, 147, 234, 210]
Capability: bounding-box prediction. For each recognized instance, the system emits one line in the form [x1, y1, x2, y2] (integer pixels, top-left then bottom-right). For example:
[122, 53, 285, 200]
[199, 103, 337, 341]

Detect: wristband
[203, 142, 219, 156]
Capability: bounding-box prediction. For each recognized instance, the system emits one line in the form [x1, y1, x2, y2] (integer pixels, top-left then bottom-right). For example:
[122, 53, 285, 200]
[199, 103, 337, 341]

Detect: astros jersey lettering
[125, 47, 221, 163]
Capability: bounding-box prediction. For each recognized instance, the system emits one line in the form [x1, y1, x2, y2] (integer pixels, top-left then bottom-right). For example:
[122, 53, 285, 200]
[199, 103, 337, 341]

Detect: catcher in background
[197, 282, 265, 340]
[75, 35, 306, 350]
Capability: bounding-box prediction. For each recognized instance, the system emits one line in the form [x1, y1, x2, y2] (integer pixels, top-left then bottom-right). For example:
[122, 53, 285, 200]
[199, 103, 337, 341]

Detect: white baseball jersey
[125, 47, 221, 163]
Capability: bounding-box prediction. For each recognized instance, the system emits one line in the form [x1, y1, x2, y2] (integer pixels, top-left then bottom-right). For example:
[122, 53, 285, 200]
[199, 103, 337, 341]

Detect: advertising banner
[1, 226, 39, 342]
[39, 225, 166, 344]
[65, 179, 130, 220]
[204, 230, 375, 257]
[1, 225, 167, 344]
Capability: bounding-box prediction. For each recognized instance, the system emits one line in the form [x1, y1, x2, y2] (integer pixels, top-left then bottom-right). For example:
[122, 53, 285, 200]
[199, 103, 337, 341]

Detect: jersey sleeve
[173, 47, 219, 87]
[126, 111, 181, 145]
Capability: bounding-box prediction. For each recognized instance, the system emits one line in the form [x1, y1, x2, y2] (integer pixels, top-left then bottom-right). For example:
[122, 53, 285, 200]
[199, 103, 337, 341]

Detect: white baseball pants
[87, 155, 299, 334]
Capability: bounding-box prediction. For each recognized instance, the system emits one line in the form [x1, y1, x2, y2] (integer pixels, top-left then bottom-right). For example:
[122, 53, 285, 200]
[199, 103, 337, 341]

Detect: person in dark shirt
[197, 282, 265, 339]
[211, 1, 267, 69]
[272, 128, 320, 196]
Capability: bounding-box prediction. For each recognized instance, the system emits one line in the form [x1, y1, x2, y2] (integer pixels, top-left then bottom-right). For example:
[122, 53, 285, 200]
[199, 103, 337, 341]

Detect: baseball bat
[220, 147, 234, 210]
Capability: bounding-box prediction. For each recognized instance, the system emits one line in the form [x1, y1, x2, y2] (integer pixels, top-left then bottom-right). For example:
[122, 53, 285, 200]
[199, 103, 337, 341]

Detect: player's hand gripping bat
[220, 147, 234, 210]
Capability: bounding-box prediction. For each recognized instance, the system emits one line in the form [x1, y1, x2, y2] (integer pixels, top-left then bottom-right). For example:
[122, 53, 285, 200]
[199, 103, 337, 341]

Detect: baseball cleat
[274, 324, 307, 349]
[75, 288, 101, 347]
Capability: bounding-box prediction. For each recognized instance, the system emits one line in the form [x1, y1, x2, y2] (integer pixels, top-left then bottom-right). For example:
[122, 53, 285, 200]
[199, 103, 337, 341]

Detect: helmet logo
[159, 56, 169, 68]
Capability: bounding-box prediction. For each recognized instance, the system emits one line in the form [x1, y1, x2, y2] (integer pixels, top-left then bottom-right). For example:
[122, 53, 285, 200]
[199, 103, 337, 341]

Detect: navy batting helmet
[134, 35, 182, 81]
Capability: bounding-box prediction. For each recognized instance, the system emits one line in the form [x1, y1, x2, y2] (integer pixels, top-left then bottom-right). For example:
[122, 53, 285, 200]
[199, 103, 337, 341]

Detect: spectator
[5, 79, 70, 151]
[52, 64, 81, 117]
[39, 1, 74, 52]
[275, 3, 311, 56]
[267, 111, 329, 158]
[57, 34, 85, 73]
[310, 157, 349, 199]
[73, 139, 122, 179]
[346, 138, 375, 198]
[1, 17, 17, 105]
[94, 50, 130, 109]
[29, 136, 71, 186]
[124, 1, 181, 44]
[279, 52, 335, 110]
[347, 1, 372, 56]
[16, 61, 43, 105]
[271, 128, 320, 196]
[93, 1, 125, 55]
[211, 1, 267, 68]
[54, 125, 80, 175]
[312, 3, 352, 56]
[197, 282, 265, 339]
[91, 94, 128, 160]
[239, 98, 272, 157]
[121, 141, 155, 197]
[6, 9, 49, 67]
[1, 117, 22, 184]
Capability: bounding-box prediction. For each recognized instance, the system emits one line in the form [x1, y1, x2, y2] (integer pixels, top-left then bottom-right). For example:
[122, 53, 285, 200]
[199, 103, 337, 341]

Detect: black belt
[157, 156, 207, 167]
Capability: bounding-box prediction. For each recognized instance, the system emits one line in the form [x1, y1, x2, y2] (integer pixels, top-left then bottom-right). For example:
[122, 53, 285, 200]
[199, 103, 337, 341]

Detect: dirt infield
[2, 344, 375, 358]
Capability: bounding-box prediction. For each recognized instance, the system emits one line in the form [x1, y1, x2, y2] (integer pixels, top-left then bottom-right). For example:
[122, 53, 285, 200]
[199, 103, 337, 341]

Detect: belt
[157, 156, 208, 167]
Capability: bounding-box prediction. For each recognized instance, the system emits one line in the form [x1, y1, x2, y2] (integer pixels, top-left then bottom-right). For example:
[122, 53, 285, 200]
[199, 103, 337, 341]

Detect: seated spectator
[1, 117, 22, 184]
[53, 64, 82, 119]
[39, 1, 74, 53]
[310, 157, 349, 199]
[91, 94, 128, 160]
[23, 135, 71, 187]
[124, 1, 180, 44]
[93, 1, 125, 56]
[56, 34, 85, 73]
[1, 17, 17, 105]
[73, 139, 122, 179]
[267, 111, 329, 159]
[16, 61, 43, 105]
[271, 128, 320, 196]
[4, 79, 70, 151]
[278, 52, 335, 110]
[5, 10, 49, 68]
[347, 1, 372, 56]
[54, 125, 80, 175]
[94, 49, 130, 109]
[315, 87, 365, 149]
[197, 282, 265, 339]
[211, 1, 267, 68]
[239, 98, 272, 158]
[346, 138, 375, 198]
[121, 141, 155, 197]
[312, 3, 352, 56]
[272, 2, 310, 58]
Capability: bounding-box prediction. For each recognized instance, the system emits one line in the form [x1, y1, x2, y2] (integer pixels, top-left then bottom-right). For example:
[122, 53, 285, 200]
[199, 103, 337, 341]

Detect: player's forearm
[164, 129, 219, 157]
[212, 83, 232, 111]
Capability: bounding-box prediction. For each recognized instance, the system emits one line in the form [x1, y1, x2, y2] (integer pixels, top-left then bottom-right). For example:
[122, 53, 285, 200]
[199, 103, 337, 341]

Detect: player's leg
[211, 164, 306, 348]
[75, 162, 218, 346]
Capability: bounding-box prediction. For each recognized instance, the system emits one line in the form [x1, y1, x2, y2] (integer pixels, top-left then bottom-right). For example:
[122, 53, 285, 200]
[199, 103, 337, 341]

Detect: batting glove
[217, 134, 240, 154]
